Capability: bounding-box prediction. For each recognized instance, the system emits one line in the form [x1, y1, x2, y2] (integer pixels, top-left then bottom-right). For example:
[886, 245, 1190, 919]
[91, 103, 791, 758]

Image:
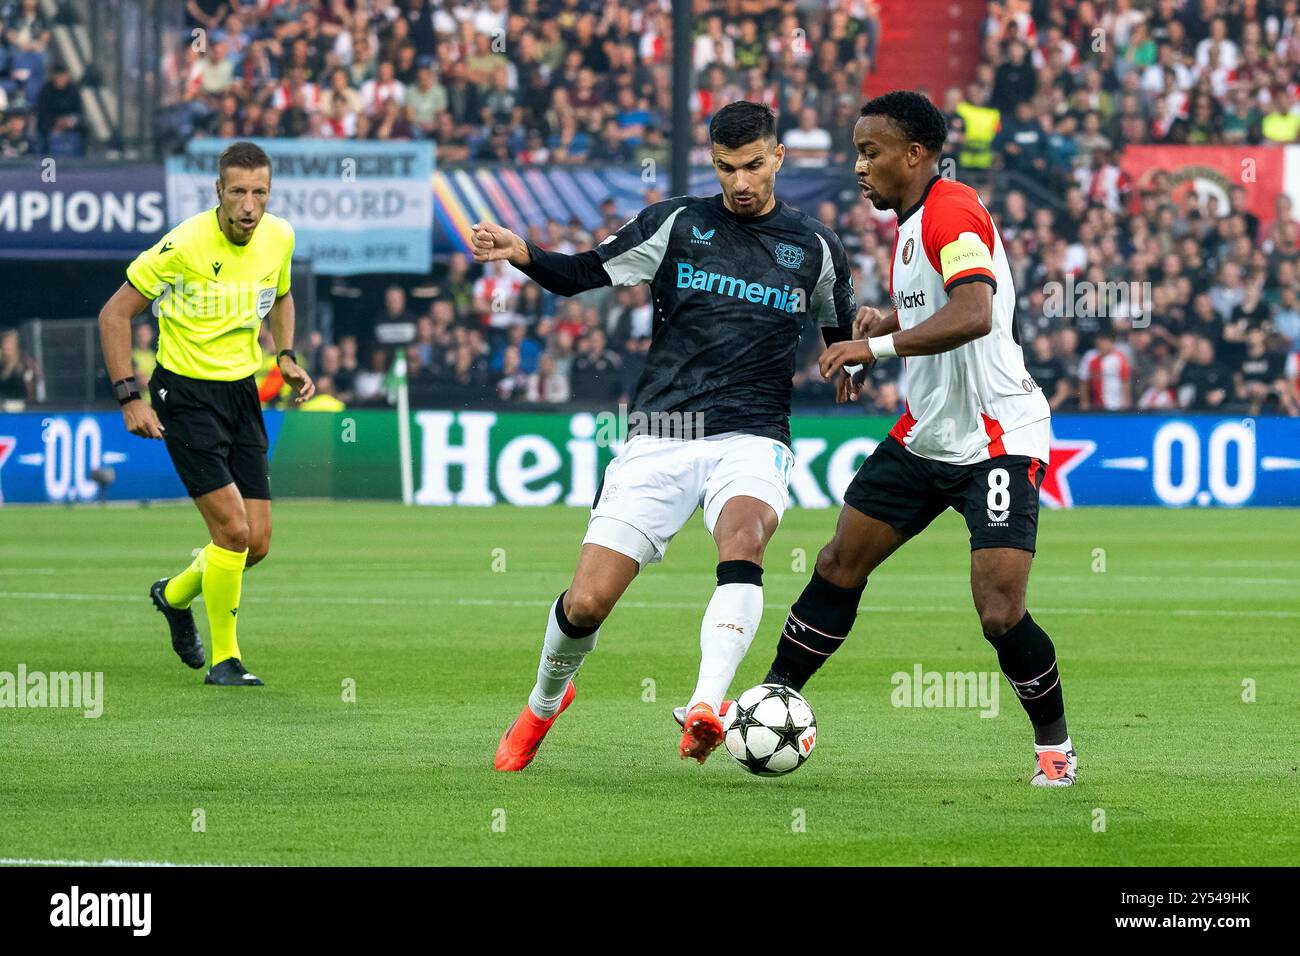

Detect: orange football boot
[1030, 748, 1078, 787]
[679, 702, 726, 764]
[494, 681, 577, 771]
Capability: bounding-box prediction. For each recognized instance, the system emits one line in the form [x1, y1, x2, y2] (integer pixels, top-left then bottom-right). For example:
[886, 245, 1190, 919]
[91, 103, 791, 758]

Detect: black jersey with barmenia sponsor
[518, 194, 856, 445]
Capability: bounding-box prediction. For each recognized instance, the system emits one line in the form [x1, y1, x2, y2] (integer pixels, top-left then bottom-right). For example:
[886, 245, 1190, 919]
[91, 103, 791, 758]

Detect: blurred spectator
[783, 107, 832, 167]
[1235, 327, 1294, 414]
[353, 348, 391, 406]
[374, 285, 415, 345]
[1024, 334, 1074, 411]
[0, 109, 30, 157]
[1177, 336, 1230, 410]
[1079, 329, 1133, 411]
[570, 328, 620, 403]
[334, 335, 360, 404]
[528, 351, 571, 404]
[0, 328, 38, 405]
[35, 65, 81, 152]
[131, 323, 157, 391]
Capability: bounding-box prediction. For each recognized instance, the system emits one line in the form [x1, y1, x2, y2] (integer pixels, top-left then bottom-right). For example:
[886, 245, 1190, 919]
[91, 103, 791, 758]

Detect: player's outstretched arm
[470, 220, 612, 298]
[98, 281, 165, 439]
[819, 282, 993, 381]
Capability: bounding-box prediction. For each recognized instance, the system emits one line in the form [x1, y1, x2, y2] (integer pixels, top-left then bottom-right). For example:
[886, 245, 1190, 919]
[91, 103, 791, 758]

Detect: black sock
[985, 611, 1067, 746]
[764, 570, 865, 691]
[555, 590, 599, 639]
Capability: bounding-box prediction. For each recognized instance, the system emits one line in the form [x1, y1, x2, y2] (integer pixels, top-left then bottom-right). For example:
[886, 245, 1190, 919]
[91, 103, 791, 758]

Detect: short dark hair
[218, 141, 272, 180]
[859, 91, 947, 154]
[709, 101, 777, 150]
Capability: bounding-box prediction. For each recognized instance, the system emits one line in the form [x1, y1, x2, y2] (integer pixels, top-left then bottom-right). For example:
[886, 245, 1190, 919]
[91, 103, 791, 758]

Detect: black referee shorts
[843, 436, 1044, 552]
[150, 363, 271, 500]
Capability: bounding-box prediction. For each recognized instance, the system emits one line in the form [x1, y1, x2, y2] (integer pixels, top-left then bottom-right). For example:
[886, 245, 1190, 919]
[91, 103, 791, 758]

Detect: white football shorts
[583, 431, 794, 567]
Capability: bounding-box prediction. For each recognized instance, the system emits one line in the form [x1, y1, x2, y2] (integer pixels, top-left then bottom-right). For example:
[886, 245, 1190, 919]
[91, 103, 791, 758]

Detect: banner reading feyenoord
[165, 138, 434, 275]
[1120, 144, 1300, 225]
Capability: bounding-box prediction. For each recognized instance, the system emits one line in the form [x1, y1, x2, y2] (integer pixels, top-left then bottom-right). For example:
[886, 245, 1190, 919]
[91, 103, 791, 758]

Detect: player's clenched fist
[854, 305, 895, 340]
[471, 221, 530, 267]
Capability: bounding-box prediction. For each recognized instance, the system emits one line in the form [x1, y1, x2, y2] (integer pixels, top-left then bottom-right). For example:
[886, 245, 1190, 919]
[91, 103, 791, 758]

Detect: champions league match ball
[723, 684, 817, 776]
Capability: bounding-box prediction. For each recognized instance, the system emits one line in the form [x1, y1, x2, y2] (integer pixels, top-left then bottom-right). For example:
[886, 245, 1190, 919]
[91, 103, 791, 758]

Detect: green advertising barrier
[268, 409, 895, 506]
[270, 409, 403, 499]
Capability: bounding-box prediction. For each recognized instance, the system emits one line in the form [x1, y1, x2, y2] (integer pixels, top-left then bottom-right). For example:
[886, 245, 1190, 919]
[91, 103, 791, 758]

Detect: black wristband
[113, 377, 140, 405]
[277, 349, 297, 365]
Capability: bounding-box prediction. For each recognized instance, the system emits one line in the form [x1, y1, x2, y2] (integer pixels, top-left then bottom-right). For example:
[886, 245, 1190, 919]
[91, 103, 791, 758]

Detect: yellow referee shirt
[126, 207, 295, 381]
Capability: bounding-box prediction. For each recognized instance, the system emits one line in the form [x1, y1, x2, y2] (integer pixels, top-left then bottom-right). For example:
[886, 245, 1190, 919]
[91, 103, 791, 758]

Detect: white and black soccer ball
[723, 684, 817, 776]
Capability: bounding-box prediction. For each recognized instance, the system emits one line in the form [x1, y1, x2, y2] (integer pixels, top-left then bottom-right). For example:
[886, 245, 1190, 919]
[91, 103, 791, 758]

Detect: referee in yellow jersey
[98, 141, 315, 686]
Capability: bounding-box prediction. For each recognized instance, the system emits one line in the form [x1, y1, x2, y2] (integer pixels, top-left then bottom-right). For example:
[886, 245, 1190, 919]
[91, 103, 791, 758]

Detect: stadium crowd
[0, 0, 84, 157]
[157, 0, 1287, 418]
[5, 0, 1300, 418]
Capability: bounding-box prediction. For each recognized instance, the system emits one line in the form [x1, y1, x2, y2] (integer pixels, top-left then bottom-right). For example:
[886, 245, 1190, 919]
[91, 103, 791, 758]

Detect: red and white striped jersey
[887, 176, 1050, 465]
[1080, 347, 1131, 410]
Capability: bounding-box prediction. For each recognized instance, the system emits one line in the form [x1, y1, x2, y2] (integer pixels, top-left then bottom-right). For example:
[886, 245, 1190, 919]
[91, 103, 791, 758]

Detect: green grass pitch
[1, 501, 1297, 866]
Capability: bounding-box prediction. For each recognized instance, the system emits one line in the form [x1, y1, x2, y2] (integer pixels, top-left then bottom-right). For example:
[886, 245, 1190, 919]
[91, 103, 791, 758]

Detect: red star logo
[0, 436, 15, 505]
[1039, 436, 1095, 509]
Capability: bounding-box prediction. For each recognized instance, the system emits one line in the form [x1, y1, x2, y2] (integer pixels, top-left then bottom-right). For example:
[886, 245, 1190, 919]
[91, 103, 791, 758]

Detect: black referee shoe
[205, 658, 264, 686]
[150, 578, 206, 669]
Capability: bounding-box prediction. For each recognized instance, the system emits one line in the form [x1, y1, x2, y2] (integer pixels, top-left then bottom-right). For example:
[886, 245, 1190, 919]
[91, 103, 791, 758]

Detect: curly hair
[859, 91, 947, 154]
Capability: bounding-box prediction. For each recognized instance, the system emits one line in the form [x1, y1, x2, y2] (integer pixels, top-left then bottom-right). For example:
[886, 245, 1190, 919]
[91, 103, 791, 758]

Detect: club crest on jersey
[902, 237, 915, 265]
[690, 226, 715, 245]
[774, 242, 804, 269]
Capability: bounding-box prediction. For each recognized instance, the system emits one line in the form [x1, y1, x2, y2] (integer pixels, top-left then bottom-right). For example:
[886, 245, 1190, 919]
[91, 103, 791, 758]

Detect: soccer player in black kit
[473, 102, 857, 770]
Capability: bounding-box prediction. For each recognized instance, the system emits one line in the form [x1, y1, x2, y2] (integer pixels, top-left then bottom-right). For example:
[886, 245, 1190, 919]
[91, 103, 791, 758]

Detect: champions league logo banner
[0, 163, 166, 259]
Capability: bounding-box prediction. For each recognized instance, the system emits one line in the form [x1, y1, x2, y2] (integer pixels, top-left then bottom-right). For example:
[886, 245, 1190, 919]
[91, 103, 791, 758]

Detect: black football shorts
[843, 436, 1044, 552]
[150, 363, 271, 500]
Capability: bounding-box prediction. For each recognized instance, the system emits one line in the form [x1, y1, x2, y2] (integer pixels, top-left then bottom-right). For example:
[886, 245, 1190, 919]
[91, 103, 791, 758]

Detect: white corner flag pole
[394, 353, 414, 506]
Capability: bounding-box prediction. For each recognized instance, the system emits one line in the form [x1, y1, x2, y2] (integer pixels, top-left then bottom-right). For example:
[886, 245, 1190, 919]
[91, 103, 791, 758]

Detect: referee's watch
[277, 349, 298, 366]
[114, 376, 141, 406]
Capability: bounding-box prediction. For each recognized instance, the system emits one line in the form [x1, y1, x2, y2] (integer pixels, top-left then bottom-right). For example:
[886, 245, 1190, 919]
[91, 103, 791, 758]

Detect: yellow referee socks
[203, 543, 248, 665]
[163, 545, 208, 609]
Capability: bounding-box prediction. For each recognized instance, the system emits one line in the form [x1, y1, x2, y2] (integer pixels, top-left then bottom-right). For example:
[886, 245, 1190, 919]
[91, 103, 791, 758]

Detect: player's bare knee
[815, 542, 865, 590]
[718, 527, 766, 565]
[216, 518, 250, 553]
[564, 587, 614, 628]
[246, 541, 270, 568]
[978, 598, 1024, 638]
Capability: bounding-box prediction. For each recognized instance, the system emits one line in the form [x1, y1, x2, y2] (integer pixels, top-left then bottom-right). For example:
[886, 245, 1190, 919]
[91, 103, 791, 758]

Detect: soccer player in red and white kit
[761, 91, 1078, 786]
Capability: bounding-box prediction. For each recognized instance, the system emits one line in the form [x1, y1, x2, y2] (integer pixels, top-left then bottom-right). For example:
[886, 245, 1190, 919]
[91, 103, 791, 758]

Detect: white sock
[1035, 736, 1074, 754]
[528, 596, 598, 719]
[688, 582, 763, 712]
